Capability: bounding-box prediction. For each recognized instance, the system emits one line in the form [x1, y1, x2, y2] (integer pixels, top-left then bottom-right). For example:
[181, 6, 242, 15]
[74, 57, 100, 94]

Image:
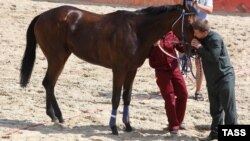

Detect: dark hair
[192, 19, 210, 32]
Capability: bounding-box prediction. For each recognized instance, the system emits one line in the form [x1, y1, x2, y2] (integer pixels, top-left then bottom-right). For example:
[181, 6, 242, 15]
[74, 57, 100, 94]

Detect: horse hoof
[51, 117, 58, 122]
[111, 126, 119, 135]
[125, 123, 133, 132]
[58, 117, 64, 123]
[51, 119, 57, 122]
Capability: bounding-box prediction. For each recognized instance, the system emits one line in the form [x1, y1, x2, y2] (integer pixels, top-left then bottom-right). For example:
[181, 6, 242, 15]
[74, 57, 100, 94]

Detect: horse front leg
[109, 69, 126, 135]
[122, 69, 137, 132]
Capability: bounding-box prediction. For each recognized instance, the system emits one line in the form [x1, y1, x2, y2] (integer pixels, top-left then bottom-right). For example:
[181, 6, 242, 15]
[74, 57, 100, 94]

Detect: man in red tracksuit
[149, 31, 188, 135]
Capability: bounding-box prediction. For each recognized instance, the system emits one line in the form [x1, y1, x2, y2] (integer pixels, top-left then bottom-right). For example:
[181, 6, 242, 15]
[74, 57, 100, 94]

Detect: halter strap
[171, 9, 196, 46]
[171, 9, 185, 31]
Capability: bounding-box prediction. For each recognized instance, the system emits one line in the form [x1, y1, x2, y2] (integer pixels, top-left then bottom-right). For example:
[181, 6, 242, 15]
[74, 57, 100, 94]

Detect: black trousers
[207, 76, 238, 136]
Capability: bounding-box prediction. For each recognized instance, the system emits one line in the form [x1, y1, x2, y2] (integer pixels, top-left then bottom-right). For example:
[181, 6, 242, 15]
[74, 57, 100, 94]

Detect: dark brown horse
[20, 1, 196, 135]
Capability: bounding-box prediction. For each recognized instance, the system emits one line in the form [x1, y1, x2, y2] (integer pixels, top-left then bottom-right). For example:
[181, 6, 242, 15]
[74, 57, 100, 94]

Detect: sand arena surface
[0, 0, 250, 140]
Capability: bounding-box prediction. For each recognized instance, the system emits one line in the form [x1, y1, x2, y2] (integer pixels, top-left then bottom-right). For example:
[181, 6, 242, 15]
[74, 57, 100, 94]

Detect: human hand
[191, 39, 202, 49]
[153, 40, 160, 47]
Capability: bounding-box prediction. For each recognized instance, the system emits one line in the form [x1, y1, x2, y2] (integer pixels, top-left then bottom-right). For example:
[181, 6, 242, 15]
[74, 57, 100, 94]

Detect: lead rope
[157, 44, 180, 60]
[157, 43, 192, 77]
[180, 54, 189, 75]
[188, 55, 197, 79]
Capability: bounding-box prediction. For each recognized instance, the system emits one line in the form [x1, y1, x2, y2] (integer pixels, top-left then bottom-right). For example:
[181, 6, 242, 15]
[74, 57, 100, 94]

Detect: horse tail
[20, 15, 40, 87]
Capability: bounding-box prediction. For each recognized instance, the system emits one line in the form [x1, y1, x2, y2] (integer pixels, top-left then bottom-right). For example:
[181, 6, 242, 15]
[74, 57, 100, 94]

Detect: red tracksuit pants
[155, 69, 188, 131]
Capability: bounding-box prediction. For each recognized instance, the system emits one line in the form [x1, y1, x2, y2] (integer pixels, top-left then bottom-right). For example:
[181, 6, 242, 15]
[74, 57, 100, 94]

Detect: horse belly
[70, 46, 113, 69]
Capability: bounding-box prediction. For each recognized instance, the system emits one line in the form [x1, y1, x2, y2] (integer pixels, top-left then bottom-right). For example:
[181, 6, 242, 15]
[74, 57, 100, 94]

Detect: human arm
[194, 0, 213, 14]
[174, 43, 185, 53]
[191, 38, 221, 62]
[166, 32, 184, 53]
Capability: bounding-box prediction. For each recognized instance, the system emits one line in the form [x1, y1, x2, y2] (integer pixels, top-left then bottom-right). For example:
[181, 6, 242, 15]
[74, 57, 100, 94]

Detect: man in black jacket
[191, 20, 237, 141]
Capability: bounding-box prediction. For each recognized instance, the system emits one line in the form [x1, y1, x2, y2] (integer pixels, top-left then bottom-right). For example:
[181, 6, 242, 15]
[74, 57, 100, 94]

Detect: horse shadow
[98, 91, 162, 103]
[0, 118, 199, 140]
[194, 124, 210, 131]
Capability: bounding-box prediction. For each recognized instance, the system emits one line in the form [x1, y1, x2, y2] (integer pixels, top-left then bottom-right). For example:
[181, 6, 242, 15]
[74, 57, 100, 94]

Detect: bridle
[171, 8, 195, 48]
[159, 7, 198, 79]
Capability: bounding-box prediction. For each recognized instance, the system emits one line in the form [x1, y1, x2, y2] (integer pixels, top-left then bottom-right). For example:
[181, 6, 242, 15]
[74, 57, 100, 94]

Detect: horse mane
[105, 4, 185, 20]
[135, 4, 183, 15]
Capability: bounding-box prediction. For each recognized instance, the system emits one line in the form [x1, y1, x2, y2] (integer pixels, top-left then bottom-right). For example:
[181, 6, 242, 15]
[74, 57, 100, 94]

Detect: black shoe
[199, 134, 218, 141]
[195, 92, 204, 101]
[170, 130, 179, 137]
[164, 124, 186, 131]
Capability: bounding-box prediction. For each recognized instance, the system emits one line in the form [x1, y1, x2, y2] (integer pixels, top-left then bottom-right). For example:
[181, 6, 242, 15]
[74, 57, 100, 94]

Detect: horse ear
[182, 0, 186, 6]
[182, 0, 189, 11]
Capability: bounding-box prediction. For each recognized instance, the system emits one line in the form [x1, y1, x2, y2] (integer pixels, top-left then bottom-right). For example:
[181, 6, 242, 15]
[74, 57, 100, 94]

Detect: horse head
[172, 0, 197, 57]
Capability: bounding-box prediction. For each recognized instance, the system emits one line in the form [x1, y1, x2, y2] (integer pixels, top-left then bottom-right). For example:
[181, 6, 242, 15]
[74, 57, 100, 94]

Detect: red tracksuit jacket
[149, 31, 184, 70]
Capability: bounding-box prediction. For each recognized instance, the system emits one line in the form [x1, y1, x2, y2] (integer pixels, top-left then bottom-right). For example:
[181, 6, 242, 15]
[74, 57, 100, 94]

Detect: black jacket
[197, 31, 234, 89]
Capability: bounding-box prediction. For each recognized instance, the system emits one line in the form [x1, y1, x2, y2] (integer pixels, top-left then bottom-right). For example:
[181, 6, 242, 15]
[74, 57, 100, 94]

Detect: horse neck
[136, 11, 180, 47]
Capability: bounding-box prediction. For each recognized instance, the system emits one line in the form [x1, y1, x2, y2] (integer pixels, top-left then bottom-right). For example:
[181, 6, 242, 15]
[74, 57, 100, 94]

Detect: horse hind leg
[42, 51, 71, 123]
[122, 69, 137, 132]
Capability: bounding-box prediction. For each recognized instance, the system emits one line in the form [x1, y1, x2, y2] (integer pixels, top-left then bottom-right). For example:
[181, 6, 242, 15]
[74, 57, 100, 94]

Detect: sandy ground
[0, 0, 250, 140]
